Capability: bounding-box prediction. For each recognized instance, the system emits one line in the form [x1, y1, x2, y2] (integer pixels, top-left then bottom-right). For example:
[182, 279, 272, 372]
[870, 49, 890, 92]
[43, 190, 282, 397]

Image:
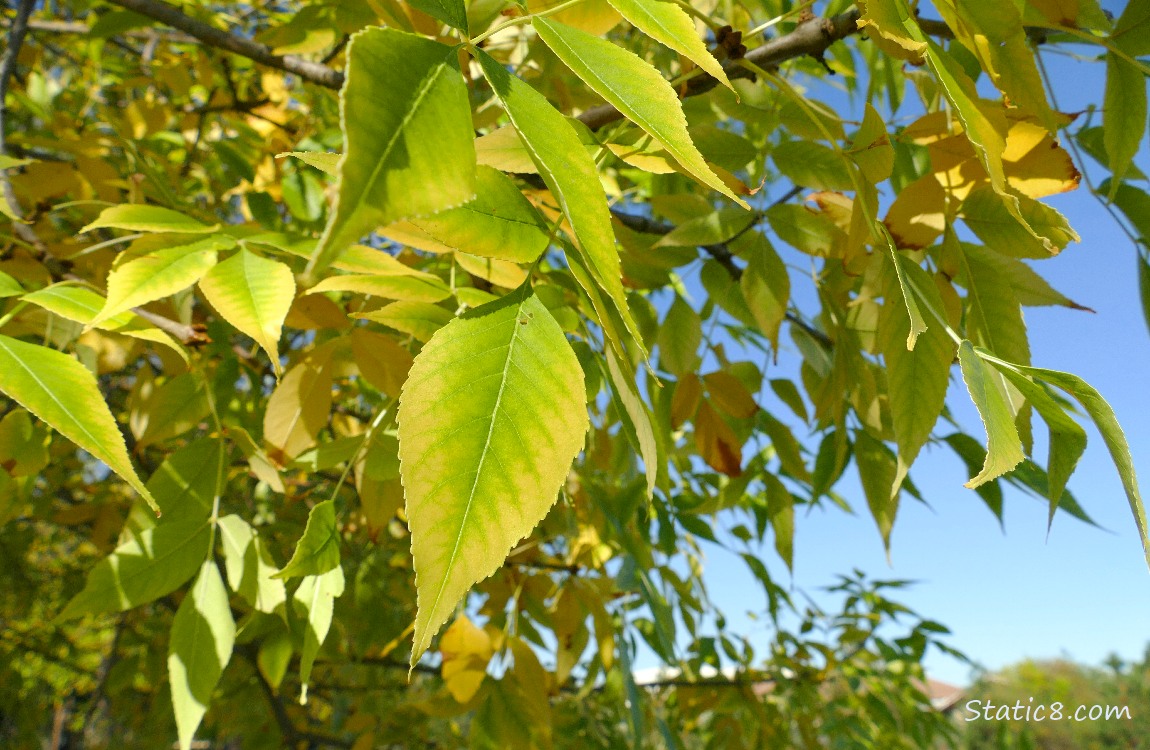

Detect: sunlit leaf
[198, 249, 296, 374]
[293, 566, 345, 704]
[957, 340, 1024, 488]
[398, 287, 588, 666]
[0, 334, 158, 513]
[605, 0, 732, 90]
[81, 204, 218, 234]
[168, 561, 235, 750]
[307, 28, 476, 277]
[217, 515, 287, 614]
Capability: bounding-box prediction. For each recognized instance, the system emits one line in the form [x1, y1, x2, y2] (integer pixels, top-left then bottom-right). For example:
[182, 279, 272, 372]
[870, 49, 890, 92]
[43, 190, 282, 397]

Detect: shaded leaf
[275, 500, 340, 579]
[292, 566, 345, 703]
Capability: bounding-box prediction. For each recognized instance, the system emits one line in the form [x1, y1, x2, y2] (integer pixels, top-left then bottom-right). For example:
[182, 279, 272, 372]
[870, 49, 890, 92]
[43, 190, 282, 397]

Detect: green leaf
[772, 140, 855, 192]
[962, 185, 1078, 259]
[0, 409, 49, 476]
[961, 244, 1088, 309]
[58, 518, 211, 619]
[957, 340, 1024, 488]
[534, 17, 747, 207]
[125, 438, 223, 533]
[740, 233, 790, 350]
[407, 0, 468, 31]
[606, 348, 660, 498]
[168, 561, 235, 750]
[879, 260, 956, 476]
[990, 365, 1086, 529]
[354, 301, 453, 342]
[306, 28, 476, 278]
[382, 166, 551, 263]
[1104, 51, 1148, 192]
[884, 243, 928, 349]
[0, 270, 24, 298]
[292, 566, 345, 704]
[764, 473, 794, 571]
[398, 287, 589, 666]
[604, 0, 732, 90]
[1140, 253, 1150, 339]
[1111, 0, 1150, 57]
[92, 235, 230, 326]
[854, 430, 899, 550]
[198, 248, 296, 375]
[81, 204, 218, 234]
[476, 49, 644, 362]
[0, 334, 158, 513]
[653, 208, 755, 248]
[134, 372, 211, 449]
[766, 203, 845, 257]
[1012, 363, 1150, 568]
[275, 499, 340, 579]
[217, 515, 287, 615]
[656, 296, 701, 375]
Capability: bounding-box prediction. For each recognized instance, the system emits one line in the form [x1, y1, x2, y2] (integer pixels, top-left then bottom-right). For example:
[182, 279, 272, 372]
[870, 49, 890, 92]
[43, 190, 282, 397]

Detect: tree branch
[104, 0, 345, 89]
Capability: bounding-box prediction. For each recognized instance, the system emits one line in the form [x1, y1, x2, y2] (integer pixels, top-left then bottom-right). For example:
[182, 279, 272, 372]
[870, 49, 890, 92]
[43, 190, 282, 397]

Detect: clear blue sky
[689, 1, 1150, 686]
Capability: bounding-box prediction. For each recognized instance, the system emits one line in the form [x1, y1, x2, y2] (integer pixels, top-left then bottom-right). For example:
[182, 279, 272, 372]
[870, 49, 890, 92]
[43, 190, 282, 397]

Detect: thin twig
[105, 0, 345, 89]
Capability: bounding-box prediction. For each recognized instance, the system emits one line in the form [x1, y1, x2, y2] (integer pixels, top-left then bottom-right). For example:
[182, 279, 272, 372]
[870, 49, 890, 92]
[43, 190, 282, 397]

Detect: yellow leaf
[694, 401, 743, 476]
[440, 616, 494, 703]
[350, 328, 412, 397]
[263, 346, 335, 463]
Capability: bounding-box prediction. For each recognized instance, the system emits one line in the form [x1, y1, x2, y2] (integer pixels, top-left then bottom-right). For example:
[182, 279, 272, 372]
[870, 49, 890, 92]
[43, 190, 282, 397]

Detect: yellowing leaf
[884, 173, 948, 249]
[398, 288, 588, 666]
[440, 615, 494, 703]
[92, 236, 228, 326]
[695, 401, 742, 477]
[856, 0, 927, 63]
[198, 249, 296, 374]
[382, 167, 551, 263]
[168, 561, 235, 750]
[351, 328, 413, 397]
[703, 371, 759, 419]
[527, 0, 621, 35]
[605, 0, 732, 90]
[656, 295, 700, 375]
[264, 346, 335, 463]
[306, 28, 476, 278]
[534, 18, 746, 208]
[81, 204, 218, 234]
[307, 273, 451, 302]
[854, 429, 900, 549]
[962, 185, 1078, 259]
[0, 409, 49, 477]
[354, 301, 453, 342]
[455, 253, 529, 289]
[477, 49, 644, 363]
[0, 335, 158, 513]
[958, 340, 1024, 487]
[475, 126, 537, 174]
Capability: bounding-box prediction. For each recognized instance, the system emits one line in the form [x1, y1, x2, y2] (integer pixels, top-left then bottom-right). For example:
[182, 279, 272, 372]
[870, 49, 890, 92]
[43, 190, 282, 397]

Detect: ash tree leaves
[305, 27, 476, 278]
[398, 286, 589, 666]
[958, 341, 1025, 488]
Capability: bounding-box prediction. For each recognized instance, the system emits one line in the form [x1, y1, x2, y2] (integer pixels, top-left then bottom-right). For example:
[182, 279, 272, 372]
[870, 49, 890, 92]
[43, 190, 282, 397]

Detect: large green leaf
[879, 260, 955, 479]
[476, 49, 643, 362]
[198, 248, 296, 374]
[168, 561, 235, 750]
[306, 28, 476, 278]
[92, 235, 230, 326]
[398, 287, 588, 666]
[533, 17, 746, 207]
[407, 0, 468, 31]
[0, 270, 24, 298]
[58, 518, 211, 619]
[275, 499, 340, 579]
[81, 204, 218, 234]
[1111, 0, 1150, 57]
[604, 0, 731, 90]
[293, 566, 345, 704]
[1104, 51, 1148, 192]
[0, 334, 158, 513]
[382, 166, 551, 263]
[957, 340, 1024, 488]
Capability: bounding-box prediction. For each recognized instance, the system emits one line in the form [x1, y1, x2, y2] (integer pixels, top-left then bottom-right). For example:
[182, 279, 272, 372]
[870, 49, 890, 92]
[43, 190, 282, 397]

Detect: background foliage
[1, 0, 1148, 747]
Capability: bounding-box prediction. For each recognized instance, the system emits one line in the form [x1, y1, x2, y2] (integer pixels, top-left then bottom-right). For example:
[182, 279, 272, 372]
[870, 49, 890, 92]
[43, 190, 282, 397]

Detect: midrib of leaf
[424, 299, 526, 627]
[238, 254, 269, 339]
[0, 337, 113, 460]
[327, 52, 451, 249]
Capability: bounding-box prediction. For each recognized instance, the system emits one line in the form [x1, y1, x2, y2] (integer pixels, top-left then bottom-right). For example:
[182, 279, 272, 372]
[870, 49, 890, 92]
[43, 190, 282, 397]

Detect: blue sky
[690, 2, 1150, 686]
